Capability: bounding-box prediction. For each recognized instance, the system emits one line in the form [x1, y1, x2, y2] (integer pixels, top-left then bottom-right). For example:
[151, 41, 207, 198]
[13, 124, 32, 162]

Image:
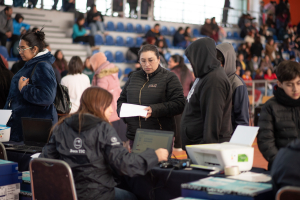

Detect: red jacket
[264, 73, 277, 80]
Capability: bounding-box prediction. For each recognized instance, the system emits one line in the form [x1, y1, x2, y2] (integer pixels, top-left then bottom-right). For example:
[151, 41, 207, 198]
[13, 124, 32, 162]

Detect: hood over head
[216, 43, 236, 77]
[65, 113, 102, 132]
[185, 37, 220, 78]
[90, 52, 108, 72]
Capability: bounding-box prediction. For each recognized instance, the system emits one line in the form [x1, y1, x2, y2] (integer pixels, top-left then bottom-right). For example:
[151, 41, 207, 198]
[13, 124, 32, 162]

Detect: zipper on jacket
[157, 118, 162, 130]
[139, 74, 149, 128]
[8, 99, 12, 108]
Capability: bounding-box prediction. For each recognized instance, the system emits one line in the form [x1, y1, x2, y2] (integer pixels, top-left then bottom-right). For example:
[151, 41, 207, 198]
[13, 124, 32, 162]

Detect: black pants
[174, 114, 182, 148]
[28, 0, 37, 8]
[0, 32, 7, 46]
[52, 0, 59, 9]
[74, 36, 95, 47]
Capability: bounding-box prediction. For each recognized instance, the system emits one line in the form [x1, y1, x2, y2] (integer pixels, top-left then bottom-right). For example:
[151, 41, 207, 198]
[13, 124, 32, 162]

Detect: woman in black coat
[0, 56, 14, 109]
[117, 44, 185, 149]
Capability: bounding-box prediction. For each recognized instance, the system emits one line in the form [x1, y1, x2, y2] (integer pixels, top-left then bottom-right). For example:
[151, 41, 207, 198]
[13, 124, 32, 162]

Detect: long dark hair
[53, 50, 68, 71]
[68, 56, 83, 75]
[49, 87, 113, 138]
[76, 15, 85, 31]
[171, 55, 189, 86]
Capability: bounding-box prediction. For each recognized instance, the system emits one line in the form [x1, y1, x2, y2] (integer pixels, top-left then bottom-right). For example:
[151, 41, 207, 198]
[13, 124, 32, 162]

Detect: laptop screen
[132, 129, 174, 154]
[21, 118, 53, 147]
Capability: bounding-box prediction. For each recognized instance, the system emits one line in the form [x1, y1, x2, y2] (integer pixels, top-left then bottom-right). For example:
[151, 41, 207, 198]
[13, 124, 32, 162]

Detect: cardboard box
[0, 110, 12, 142]
[0, 160, 18, 176]
[0, 183, 20, 200]
[0, 173, 22, 187]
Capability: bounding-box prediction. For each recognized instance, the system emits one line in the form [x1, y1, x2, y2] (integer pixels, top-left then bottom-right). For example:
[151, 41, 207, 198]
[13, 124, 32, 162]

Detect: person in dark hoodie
[271, 139, 300, 194]
[40, 87, 169, 200]
[258, 61, 300, 171]
[180, 38, 232, 150]
[216, 43, 249, 131]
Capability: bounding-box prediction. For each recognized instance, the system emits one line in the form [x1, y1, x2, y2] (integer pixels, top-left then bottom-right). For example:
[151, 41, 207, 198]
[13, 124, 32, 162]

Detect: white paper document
[30, 153, 41, 158]
[227, 172, 271, 182]
[229, 125, 260, 147]
[0, 110, 12, 125]
[120, 103, 148, 118]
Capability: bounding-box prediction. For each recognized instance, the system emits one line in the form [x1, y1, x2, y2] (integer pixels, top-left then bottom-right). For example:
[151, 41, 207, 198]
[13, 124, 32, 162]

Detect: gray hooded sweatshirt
[0, 9, 13, 34]
[217, 43, 249, 130]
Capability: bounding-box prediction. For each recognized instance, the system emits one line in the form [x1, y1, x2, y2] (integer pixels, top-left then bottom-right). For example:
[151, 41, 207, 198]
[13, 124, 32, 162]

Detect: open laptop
[132, 129, 174, 156]
[5, 118, 52, 153]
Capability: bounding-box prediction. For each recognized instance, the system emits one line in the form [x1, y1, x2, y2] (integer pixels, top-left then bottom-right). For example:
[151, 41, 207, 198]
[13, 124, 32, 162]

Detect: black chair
[30, 158, 77, 200]
[0, 142, 7, 160]
[276, 186, 300, 200]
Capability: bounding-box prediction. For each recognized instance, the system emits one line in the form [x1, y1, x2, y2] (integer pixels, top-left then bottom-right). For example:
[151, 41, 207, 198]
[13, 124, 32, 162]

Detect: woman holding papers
[90, 52, 126, 141]
[40, 87, 169, 200]
[117, 44, 185, 150]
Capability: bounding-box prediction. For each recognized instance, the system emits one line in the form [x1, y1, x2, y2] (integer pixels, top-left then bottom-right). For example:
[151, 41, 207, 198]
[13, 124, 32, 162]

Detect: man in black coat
[258, 61, 300, 170]
[180, 38, 233, 150]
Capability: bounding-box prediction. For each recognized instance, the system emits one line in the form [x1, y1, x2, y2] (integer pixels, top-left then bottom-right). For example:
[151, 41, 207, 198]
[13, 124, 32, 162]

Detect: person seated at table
[258, 61, 300, 170]
[117, 44, 185, 150]
[271, 139, 300, 194]
[40, 87, 169, 200]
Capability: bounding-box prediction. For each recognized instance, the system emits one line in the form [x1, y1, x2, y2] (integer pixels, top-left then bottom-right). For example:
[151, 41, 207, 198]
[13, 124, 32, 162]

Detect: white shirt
[61, 73, 90, 113]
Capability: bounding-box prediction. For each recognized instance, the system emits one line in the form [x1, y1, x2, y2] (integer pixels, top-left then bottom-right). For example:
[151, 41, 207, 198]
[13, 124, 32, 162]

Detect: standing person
[210, 17, 219, 42]
[90, 52, 126, 142]
[117, 44, 185, 149]
[11, 14, 30, 57]
[222, 0, 231, 26]
[168, 55, 194, 150]
[52, 50, 68, 75]
[181, 38, 232, 150]
[4, 30, 57, 142]
[73, 15, 99, 51]
[82, 57, 94, 84]
[27, 0, 37, 9]
[0, 6, 13, 47]
[63, 0, 75, 12]
[216, 43, 249, 131]
[0, 56, 14, 109]
[40, 87, 169, 200]
[87, 4, 105, 35]
[61, 56, 90, 114]
[258, 61, 300, 170]
[201, 18, 213, 37]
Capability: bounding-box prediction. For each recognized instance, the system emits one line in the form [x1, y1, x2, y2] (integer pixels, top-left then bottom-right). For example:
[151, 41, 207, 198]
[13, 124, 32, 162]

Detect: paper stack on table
[120, 103, 148, 118]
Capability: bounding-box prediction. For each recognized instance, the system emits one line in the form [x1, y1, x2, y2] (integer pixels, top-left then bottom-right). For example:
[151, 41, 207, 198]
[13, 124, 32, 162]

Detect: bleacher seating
[118, 68, 122, 78]
[169, 27, 176, 36]
[144, 25, 151, 33]
[116, 36, 125, 46]
[104, 51, 114, 62]
[94, 35, 104, 45]
[160, 26, 169, 36]
[165, 38, 173, 48]
[126, 37, 135, 47]
[115, 51, 125, 63]
[126, 23, 134, 33]
[136, 37, 143, 47]
[105, 35, 115, 45]
[0, 46, 18, 61]
[164, 52, 171, 62]
[116, 22, 125, 32]
[106, 21, 115, 31]
[183, 55, 190, 63]
[193, 29, 200, 37]
[136, 24, 143, 33]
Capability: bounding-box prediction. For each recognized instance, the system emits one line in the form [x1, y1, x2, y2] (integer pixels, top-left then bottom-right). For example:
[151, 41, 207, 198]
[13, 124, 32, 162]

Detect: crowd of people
[2, 2, 300, 200]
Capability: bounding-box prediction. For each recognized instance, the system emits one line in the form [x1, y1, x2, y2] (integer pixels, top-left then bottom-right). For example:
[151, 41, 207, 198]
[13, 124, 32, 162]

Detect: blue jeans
[89, 21, 105, 35]
[115, 187, 138, 200]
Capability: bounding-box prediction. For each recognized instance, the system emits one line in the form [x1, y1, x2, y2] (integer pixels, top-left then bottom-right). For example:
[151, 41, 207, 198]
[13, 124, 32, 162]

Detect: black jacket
[117, 66, 185, 140]
[40, 113, 158, 200]
[271, 139, 300, 194]
[173, 31, 185, 46]
[180, 38, 233, 150]
[0, 57, 13, 109]
[87, 11, 104, 24]
[258, 85, 300, 170]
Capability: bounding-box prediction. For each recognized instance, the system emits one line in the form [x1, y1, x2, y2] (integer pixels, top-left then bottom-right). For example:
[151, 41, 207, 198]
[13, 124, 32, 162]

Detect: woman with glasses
[4, 30, 58, 142]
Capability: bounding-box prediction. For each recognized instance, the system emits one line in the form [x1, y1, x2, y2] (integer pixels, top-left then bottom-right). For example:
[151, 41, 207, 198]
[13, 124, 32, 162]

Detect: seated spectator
[82, 57, 94, 84]
[146, 37, 156, 45]
[240, 19, 252, 38]
[273, 52, 284, 67]
[210, 17, 219, 42]
[145, 23, 167, 48]
[294, 36, 300, 56]
[264, 67, 277, 80]
[90, 52, 126, 141]
[87, 4, 105, 35]
[53, 50, 68, 76]
[61, 56, 90, 114]
[237, 53, 248, 72]
[156, 39, 167, 60]
[265, 38, 276, 62]
[244, 30, 255, 45]
[258, 61, 300, 170]
[0, 6, 13, 47]
[73, 15, 99, 51]
[201, 18, 213, 37]
[250, 36, 263, 59]
[247, 55, 259, 75]
[173, 27, 186, 48]
[184, 27, 196, 42]
[237, 43, 248, 61]
[11, 14, 30, 57]
[260, 55, 274, 73]
[283, 37, 295, 57]
[0, 55, 13, 109]
[255, 69, 273, 96]
[271, 139, 300, 194]
[242, 70, 253, 87]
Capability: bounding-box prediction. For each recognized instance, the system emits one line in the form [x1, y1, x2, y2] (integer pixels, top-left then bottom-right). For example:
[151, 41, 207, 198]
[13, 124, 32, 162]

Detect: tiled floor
[172, 138, 268, 170]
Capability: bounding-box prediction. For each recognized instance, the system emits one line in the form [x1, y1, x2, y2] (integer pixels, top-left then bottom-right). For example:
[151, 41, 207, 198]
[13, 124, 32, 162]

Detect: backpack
[30, 61, 72, 114]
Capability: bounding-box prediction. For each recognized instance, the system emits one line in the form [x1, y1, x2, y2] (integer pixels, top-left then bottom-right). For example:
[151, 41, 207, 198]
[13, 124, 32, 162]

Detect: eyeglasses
[17, 47, 32, 52]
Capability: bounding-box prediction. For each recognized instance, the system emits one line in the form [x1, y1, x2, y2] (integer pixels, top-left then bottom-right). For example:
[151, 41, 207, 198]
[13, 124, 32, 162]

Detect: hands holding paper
[120, 103, 152, 118]
[143, 107, 152, 119]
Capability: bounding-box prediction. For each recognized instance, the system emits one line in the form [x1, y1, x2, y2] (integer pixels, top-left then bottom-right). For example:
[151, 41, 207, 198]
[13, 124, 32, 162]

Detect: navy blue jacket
[4, 50, 57, 142]
[173, 31, 185, 47]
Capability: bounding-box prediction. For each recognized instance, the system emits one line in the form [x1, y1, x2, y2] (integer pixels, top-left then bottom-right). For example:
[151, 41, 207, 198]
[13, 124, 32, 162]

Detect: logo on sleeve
[111, 137, 120, 146]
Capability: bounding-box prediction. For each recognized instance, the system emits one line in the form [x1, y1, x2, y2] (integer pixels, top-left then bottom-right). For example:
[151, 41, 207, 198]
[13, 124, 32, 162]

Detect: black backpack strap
[29, 61, 52, 84]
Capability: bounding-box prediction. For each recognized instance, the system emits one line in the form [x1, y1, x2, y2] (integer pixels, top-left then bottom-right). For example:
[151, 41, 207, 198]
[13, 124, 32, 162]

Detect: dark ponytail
[20, 29, 46, 53]
[171, 55, 189, 86]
